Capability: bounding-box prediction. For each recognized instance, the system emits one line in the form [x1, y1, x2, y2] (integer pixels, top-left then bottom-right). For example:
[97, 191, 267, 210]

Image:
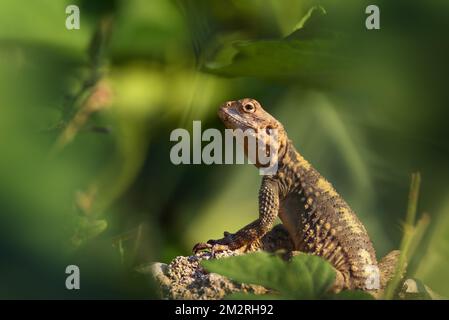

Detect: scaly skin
[193, 98, 399, 294]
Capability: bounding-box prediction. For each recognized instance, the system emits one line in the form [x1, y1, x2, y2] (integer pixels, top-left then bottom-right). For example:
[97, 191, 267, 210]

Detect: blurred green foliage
[202, 252, 338, 300]
[0, 0, 449, 298]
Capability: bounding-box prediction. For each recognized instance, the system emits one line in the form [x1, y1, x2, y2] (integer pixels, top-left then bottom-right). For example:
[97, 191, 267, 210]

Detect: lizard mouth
[218, 107, 257, 133]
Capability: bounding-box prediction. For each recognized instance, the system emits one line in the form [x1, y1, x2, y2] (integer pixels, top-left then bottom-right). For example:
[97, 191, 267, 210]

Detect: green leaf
[201, 252, 284, 291]
[288, 253, 336, 299]
[286, 6, 334, 40]
[71, 217, 108, 247]
[327, 290, 375, 300]
[201, 252, 335, 299]
[225, 293, 282, 300]
[203, 6, 347, 84]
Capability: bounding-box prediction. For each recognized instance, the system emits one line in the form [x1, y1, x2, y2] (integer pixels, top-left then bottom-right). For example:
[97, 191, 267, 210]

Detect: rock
[143, 225, 295, 299]
[143, 251, 434, 300]
[398, 278, 444, 300]
[146, 250, 269, 300]
[151, 262, 171, 286]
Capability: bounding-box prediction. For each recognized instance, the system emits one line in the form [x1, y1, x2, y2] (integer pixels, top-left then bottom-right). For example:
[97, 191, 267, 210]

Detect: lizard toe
[210, 243, 231, 254]
[192, 242, 212, 253]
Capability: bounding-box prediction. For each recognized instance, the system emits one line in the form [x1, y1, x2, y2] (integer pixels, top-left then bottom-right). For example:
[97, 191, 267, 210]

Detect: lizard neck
[275, 141, 314, 197]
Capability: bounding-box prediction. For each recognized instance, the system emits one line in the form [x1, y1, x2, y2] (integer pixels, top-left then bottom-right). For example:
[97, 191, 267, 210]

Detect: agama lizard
[193, 98, 400, 294]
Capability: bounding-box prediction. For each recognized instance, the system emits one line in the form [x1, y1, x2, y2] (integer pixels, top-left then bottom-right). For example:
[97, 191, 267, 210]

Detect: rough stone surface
[146, 250, 428, 300]
[149, 250, 269, 300]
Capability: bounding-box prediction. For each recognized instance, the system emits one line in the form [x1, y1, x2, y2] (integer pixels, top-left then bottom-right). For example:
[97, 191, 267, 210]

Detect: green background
[0, 0, 448, 298]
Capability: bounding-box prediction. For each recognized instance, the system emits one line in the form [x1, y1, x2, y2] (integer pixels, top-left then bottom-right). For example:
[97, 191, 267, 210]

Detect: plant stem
[51, 16, 113, 155]
[383, 172, 429, 299]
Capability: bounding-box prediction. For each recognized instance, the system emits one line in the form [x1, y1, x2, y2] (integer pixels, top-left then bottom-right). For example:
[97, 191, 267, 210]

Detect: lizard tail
[379, 250, 402, 288]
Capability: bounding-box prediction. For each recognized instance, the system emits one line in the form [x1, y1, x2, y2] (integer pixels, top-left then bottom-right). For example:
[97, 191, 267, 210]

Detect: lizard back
[276, 141, 378, 290]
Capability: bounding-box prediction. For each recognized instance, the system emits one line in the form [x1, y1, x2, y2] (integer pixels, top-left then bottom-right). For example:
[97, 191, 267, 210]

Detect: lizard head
[218, 98, 288, 167]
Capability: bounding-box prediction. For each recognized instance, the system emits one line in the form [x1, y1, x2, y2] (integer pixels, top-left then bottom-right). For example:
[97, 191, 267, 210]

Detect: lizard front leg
[193, 178, 280, 253]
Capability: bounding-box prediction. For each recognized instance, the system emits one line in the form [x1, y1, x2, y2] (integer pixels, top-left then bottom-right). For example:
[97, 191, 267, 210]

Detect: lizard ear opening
[265, 125, 273, 135]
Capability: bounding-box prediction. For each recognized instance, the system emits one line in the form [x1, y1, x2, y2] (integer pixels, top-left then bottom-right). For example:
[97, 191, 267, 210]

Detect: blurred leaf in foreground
[203, 6, 347, 84]
[71, 217, 108, 247]
[327, 290, 374, 300]
[201, 252, 335, 299]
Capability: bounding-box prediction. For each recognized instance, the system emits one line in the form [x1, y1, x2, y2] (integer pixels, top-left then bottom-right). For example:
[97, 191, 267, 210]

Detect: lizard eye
[242, 102, 256, 113]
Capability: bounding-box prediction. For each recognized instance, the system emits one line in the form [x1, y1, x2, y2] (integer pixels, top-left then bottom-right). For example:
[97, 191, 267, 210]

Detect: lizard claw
[206, 238, 232, 254]
[209, 243, 231, 253]
[193, 238, 232, 254]
[192, 242, 212, 253]
[193, 232, 236, 254]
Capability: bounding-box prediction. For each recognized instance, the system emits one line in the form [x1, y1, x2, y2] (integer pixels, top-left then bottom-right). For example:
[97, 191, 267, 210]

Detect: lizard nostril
[226, 102, 232, 108]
